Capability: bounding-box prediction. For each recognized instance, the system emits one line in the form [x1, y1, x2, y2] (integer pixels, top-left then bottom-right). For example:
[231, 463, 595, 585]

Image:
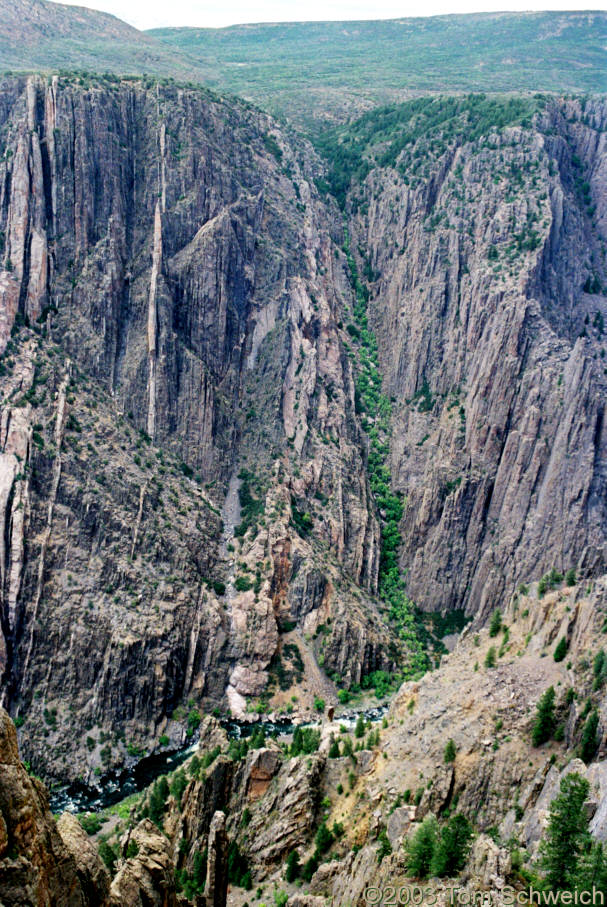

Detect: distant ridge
[149, 11, 607, 124]
[0, 0, 204, 81]
[0, 1, 604, 127]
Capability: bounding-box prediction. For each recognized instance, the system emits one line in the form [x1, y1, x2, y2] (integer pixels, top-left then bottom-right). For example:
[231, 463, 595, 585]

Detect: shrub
[227, 841, 251, 889]
[148, 775, 170, 825]
[565, 568, 577, 587]
[314, 822, 334, 854]
[78, 812, 102, 836]
[159, 734, 169, 747]
[98, 840, 118, 874]
[484, 647, 496, 669]
[291, 727, 320, 756]
[314, 697, 326, 713]
[553, 638, 568, 662]
[354, 715, 365, 738]
[301, 853, 318, 881]
[377, 829, 392, 862]
[328, 738, 340, 758]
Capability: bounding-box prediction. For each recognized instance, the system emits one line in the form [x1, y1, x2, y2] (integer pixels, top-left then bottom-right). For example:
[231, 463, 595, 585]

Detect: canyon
[0, 40, 604, 907]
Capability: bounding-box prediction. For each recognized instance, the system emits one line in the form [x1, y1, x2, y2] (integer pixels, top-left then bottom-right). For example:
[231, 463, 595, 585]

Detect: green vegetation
[317, 95, 545, 207]
[290, 727, 321, 756]
[532, 686, 556, 747]
[580, 710, 599, 764]
[341, 229, 427, 678]
[405, 813, 473, 878]
[227, 841, 252, 889]
[540, 773, 591, 890]
[235, 469, 265, 538]
[285, 850, 301, 882]
[489, 610, 502, 638]
[78, 812, 103, 836]
[444, 739, 457, 764]
[150, 14, 607, 128]
[554, 637, 568, 662]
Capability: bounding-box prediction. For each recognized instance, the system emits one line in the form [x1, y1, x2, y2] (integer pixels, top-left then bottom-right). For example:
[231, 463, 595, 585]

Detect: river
[49, 704, 388, 814]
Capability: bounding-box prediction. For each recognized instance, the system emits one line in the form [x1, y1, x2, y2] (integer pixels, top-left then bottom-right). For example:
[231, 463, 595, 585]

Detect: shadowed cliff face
[0, 75, 398, 782]
[349, 96, 607, 619]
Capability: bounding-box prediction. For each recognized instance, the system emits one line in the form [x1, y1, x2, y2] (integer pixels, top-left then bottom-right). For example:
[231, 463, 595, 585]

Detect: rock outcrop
[0, 705, 98, 905]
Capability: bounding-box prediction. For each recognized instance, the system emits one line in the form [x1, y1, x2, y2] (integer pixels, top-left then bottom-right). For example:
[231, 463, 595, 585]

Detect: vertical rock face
[351, 96, 607, 617]
[0, 74, 396, 781]
[204, 811, 228, 907]
[0, 706, 90, 906]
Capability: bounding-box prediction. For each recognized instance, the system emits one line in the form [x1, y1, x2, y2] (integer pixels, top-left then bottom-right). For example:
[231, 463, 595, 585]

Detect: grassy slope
[149, 12, 607, 125]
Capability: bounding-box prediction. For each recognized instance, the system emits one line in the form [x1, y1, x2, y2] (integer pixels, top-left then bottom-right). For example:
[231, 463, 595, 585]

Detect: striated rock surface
[0, 73, 398, 782]
[349, 96, 607, 618]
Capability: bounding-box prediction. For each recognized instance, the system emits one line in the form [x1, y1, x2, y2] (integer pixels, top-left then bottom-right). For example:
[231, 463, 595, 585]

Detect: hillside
[0, 2, 604, 130]
[0, 0, 205, 82]
[150, 12, 607, 126]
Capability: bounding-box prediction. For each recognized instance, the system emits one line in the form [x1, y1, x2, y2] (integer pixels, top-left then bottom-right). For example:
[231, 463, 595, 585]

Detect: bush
[301, 853, 319, 882]
[314, 697, 326, 713]
[78, 812, 102, 836]
[98, 840, 118, 874]
[148, 775, 170, 825]
[314, 822, 334, 854]
[444, 739, 456, 763]
[227, 841, 251, 889]
[565, 568, 577, 587]
[553, 638, 568, 662]
[159, 734, 169, 747]
[377, 829, 392, 862]
[328, 737, 341, 758]
[532, 686, 555, 747]
[354, 715, 365, 738]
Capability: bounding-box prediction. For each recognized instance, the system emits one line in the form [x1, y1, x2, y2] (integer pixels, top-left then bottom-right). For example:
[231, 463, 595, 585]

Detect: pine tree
[354, 715, 365, 738]
[580, 709, 600, 764]
[285, 849, 300, 882]
[489, 610, 502, 637]
[540, 772, 590, 890]
[444, 739, 457, 763]
[532, 686, 556, 746]
[430, 814, 474, 877]
[405, 815, 439, 879]
[574, 841, 607, 894]
[554, 637, 568, 662]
